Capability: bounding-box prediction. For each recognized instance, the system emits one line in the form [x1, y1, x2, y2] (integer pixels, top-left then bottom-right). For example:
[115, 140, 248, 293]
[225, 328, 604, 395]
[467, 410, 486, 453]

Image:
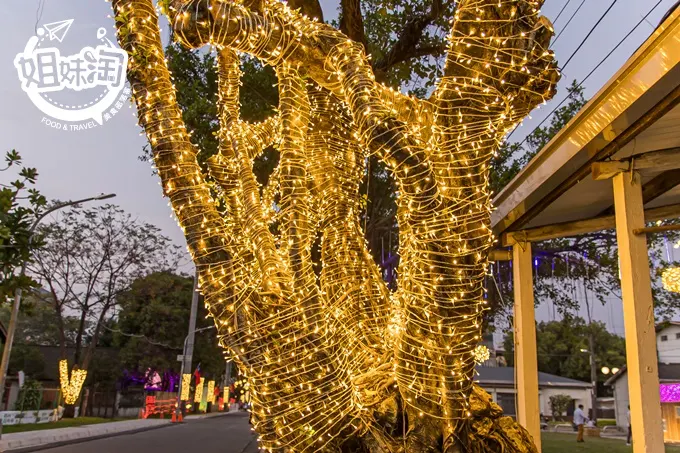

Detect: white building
[606, 322, 680, 429]
[657, 322, 680, 364]
[475, 366, 592, 420]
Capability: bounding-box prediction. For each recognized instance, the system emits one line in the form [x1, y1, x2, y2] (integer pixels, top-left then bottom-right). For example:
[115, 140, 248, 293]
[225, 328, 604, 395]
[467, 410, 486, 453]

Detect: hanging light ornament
[473, 345, 491, 364]
[663, 267, 680, 293]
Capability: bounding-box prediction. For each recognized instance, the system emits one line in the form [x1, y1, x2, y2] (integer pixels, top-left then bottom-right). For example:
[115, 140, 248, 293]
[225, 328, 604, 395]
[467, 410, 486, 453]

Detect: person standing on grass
[574, 404, 587, 443]
[626, 405, 632, 446]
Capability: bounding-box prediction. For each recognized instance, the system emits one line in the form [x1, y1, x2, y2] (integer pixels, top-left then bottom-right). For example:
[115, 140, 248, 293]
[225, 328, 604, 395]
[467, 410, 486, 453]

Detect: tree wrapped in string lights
[111, 0, 558, 451]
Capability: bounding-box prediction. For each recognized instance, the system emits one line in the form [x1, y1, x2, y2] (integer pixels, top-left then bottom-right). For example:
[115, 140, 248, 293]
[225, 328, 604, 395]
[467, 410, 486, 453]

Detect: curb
[184, 411, 242, 420]
[2, 422, 175, 453]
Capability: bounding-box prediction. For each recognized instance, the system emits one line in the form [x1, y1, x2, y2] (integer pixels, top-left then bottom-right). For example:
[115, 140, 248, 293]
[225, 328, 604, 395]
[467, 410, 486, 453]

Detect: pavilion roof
[491, 7, 680, 245]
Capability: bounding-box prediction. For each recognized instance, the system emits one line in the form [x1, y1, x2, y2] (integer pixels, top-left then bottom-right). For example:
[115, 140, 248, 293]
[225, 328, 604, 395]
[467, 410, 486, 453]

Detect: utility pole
[582, 263, 598, 424]
[0, 193, 115, 437]
[175, 273, 200, 420]
[176, 325, 214, 419]
[225, 361, 232, 387]
[588, 335, 598, 423]
[182, 273, 199, 377]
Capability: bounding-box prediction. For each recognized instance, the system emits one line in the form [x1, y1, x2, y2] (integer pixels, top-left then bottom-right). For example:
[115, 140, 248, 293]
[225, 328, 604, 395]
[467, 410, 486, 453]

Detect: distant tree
[28, 204, 182, 409]
[0, 150, 47, 301]
[549, 394, 572, 421]
[503, 317, 626, 396]
[7, 345, 46, 380]
[0, 292, 80, 347]
[115, 271, 224, 379]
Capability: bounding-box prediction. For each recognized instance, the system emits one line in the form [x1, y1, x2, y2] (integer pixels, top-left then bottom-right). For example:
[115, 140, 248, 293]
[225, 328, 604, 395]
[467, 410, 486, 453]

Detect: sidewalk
[0, 410, 242, 452]
[0, 418, 171, 452]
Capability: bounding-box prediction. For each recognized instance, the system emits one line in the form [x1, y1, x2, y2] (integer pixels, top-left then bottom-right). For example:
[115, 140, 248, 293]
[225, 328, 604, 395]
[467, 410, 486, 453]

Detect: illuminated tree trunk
[111, 0, 558, 451]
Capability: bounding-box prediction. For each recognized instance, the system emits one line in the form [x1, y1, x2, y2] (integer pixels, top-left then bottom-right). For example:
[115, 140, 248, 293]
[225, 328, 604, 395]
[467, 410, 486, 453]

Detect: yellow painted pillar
[613, 171, 663, 453]
[513, 242, 541, 451]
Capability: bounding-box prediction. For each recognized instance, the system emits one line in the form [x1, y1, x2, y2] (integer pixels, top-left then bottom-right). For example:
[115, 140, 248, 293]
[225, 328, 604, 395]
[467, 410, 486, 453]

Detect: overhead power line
[553, 0, 588, 44]
[505, 0, 662, 147]
[560, 0, 621, 71]
[553, 0, 575, 26]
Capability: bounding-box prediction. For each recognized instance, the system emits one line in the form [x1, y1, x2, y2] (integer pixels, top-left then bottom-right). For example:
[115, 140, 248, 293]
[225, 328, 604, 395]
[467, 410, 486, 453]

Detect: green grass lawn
[2, 417, 129, 434]
[542, 432, 680, 452]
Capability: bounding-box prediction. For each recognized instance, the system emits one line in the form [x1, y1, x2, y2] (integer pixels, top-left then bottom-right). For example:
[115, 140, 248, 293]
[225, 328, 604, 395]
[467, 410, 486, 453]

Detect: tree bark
[113, 0, 558, 451]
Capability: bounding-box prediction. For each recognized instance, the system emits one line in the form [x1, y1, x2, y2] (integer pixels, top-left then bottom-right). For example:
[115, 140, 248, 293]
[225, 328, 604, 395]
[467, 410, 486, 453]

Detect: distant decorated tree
[112, 0, 559, 451]
[30, 205, 181, 413]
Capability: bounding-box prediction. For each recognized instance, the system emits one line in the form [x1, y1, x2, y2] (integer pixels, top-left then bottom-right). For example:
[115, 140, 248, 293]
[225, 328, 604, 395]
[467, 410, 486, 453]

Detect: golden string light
[473, 345, 491, 364]
[111, 0, 558, 450]
[59, 360, 87, 405]
[194, 377, 206, 403]
[207, 380, 215, 404]
[181, 373, 191, 400]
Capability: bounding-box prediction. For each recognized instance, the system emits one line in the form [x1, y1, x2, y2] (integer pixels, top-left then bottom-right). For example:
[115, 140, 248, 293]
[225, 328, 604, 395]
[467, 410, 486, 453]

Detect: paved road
[39, 414, 258, 453]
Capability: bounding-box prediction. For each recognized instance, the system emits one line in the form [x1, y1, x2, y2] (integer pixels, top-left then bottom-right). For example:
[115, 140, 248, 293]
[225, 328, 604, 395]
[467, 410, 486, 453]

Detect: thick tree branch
[372, 0, 444, 76]
[339, 0, 367, 48]
[286, 0, 324, 21]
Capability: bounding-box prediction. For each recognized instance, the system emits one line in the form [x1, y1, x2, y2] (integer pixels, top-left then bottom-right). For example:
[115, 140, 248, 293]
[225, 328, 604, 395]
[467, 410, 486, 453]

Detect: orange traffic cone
[171, 412, 177, 422]
[178, 412, 183, 422]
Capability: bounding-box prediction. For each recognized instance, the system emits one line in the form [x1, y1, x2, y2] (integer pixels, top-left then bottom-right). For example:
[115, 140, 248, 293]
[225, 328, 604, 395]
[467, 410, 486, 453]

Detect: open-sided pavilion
[491, 5, 680, 452]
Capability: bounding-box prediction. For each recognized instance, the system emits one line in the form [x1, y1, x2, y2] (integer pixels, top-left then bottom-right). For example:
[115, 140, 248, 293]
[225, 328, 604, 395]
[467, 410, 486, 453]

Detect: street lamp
[175, 325, 214, 420]
[0, 193, 116, 422]
[601, 366, 620, 376]
[580, 348, 598, 423]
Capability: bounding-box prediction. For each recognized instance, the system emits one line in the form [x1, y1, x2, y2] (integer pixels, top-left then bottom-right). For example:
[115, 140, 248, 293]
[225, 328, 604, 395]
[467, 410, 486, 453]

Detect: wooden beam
[503, 203, 680, 246]
[489, 249, 512, 261]
[642, 168, 680, 202]
[512, 242, 541, 451]
[598, 169, 680, 217]
[613, 171, 664, 453]
[634, 224, 680, 235]
[592, 160, 629, 180]
[592, 147, 680, 180]
[505, 83, 680, 232]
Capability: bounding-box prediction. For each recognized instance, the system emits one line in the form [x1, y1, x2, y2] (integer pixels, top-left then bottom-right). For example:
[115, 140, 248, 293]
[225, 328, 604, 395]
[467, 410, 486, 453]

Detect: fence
[1, 387, 63, 426]
[83, 388, 117, 418]
[140, 394, 177, 419]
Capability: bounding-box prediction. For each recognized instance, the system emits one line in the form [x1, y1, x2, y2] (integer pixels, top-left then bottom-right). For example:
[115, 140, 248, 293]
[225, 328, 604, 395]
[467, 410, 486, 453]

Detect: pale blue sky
[2, 0, 677, 335]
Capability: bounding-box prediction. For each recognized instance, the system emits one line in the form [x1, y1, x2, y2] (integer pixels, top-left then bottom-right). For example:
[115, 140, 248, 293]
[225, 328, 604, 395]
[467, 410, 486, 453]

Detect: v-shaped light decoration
[59, 359, 87, 405]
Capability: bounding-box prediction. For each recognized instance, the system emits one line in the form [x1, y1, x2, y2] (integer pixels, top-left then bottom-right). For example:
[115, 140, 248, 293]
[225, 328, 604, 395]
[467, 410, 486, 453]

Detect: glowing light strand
[110, 0, 558, 450]
[59, 359, 87, 405]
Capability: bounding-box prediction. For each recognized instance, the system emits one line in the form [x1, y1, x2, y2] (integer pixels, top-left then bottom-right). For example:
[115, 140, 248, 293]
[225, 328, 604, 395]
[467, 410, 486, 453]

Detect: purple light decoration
[659, 383, 680, 403]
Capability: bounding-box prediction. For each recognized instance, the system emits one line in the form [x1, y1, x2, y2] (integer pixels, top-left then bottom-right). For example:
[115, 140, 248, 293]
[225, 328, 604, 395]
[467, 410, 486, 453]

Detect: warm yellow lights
[473, 345, 491, 364]
[111, 0, 557, 450]
[207, 380, 215, 404]
[181, 373, 191, 400]
[59, 360, 87, 405]
[194, 377, 205, 403]
[663, 267, 680, 293]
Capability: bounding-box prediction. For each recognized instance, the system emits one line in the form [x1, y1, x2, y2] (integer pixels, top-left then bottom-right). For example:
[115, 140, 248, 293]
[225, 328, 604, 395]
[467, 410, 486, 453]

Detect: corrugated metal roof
[475, 366, 591, 388]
